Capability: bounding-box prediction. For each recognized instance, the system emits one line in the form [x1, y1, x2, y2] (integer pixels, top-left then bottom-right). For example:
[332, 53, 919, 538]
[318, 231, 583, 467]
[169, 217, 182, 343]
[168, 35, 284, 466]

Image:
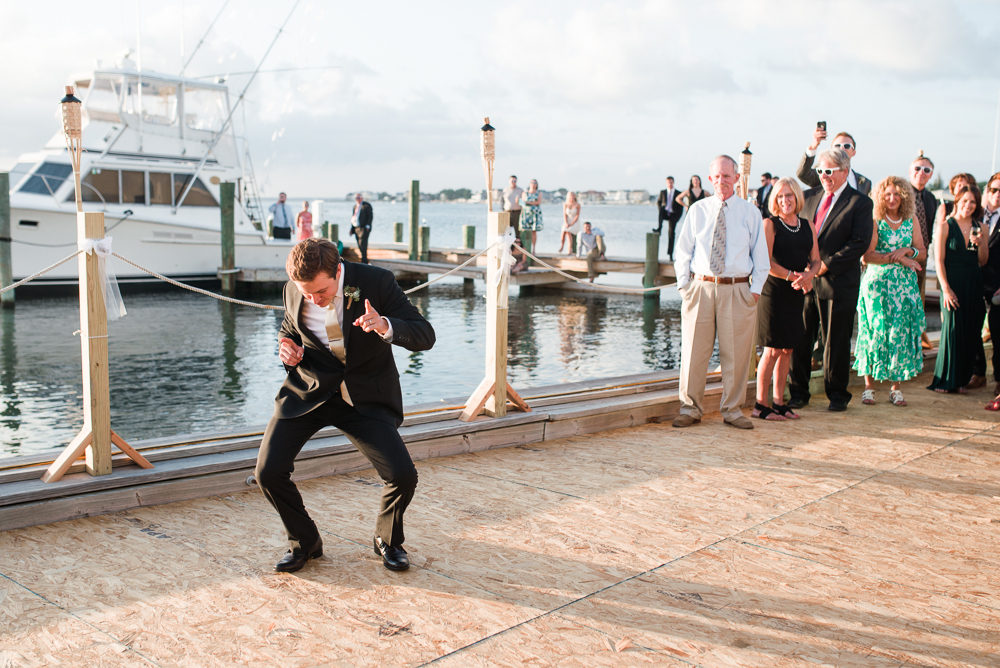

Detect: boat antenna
[174, 0, 301, 212]
[180, 0, 232, 78]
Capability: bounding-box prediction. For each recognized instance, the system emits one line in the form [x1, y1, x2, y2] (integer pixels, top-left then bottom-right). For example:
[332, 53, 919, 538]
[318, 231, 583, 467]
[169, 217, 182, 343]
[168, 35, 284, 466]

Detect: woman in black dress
[754, 178, 821, 421]
[675, 175, 709, 211]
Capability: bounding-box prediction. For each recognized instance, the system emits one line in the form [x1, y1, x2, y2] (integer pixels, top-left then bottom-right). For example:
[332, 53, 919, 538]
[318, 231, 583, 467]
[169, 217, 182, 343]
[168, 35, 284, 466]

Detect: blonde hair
[872, 176, 914, 223]
[767, 177, 804, 217]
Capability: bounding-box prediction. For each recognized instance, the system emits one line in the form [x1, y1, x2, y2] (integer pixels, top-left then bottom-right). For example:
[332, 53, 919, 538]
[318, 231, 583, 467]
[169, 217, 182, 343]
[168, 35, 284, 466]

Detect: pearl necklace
[885, 215, 902, 225]
[778, 216, 801, 233]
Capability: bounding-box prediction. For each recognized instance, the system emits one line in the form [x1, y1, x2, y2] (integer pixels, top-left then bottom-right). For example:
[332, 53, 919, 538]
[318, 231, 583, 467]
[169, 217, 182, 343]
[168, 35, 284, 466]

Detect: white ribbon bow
[489, 226, 518, 289]
[79, 236, 127, 321]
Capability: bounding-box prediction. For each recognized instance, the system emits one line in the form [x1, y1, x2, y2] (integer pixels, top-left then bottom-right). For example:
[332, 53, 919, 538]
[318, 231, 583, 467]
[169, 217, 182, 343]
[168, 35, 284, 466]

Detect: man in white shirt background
[502, 175, 524, 234]
[672, 155, 770, 430]
[796, 126, 872, 196]
[268, 192, 294, 240]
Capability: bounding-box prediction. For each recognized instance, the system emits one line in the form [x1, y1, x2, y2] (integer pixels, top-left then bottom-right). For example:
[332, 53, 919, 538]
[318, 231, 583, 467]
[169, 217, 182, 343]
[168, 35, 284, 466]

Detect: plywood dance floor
[2, 369, 999, 667]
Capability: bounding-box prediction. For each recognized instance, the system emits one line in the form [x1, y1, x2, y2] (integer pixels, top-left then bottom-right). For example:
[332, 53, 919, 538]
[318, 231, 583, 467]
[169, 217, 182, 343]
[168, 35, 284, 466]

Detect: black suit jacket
[983, 211, 1000, 294]
[913, 187, 938, 247]
[802, 185, 874, 300]
[755, 184, 773, 214]
[274, 261, 435, 426]
[353, 201, 373, 232]
[796, 152, 872, 196]
[657, 189, 682, 224]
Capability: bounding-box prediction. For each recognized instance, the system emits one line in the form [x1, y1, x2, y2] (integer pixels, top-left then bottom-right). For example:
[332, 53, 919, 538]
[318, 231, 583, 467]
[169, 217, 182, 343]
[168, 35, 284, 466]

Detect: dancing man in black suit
[351, 193, 374, 264]
[256, 238, 435, 573]
[788, 148, 873, 411]
[654, 176, 684, 259]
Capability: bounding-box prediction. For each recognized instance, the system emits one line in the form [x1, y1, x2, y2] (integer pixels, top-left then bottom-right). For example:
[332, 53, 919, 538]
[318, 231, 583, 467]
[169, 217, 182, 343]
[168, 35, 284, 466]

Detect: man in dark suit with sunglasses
[796, 127, 872, 196]
[909, 152, 938, 349]
[788, 148, 873, 412]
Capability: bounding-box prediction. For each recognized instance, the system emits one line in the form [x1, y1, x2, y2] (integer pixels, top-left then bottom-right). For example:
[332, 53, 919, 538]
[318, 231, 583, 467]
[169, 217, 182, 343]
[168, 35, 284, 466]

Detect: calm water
[1, 203, 690, 458]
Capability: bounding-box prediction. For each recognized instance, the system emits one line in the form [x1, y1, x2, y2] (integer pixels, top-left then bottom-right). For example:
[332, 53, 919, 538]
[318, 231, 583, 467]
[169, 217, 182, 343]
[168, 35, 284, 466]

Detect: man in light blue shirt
[673, 155, 770, 430]
[269, 192, 294, 240]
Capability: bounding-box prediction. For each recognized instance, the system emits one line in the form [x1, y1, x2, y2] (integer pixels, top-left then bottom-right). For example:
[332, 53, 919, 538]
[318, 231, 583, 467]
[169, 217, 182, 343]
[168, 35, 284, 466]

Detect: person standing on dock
[351, 193, 373, 264]
[908, 152, 938, 351]
[269, 192, 294, 240]
[787, 148, 874, 412]
[502, 176, 524, 234]
[296, 201, 313, 241]
[755, 172, 773, 214]
[654, 177, 684, 260]
[256, 238, 436, 573]
[672, 155, 770, 430]
[980, 172, 1000, 397]
[796, 127, 871, 196]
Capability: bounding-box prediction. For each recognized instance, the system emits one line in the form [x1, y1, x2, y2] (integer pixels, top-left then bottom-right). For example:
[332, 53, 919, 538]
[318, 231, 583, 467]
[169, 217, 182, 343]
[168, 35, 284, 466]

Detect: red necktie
[814, 193, 834, 233]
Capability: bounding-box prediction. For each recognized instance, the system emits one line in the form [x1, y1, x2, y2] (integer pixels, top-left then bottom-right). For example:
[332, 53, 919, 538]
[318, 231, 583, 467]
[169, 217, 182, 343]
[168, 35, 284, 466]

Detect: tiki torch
[481, 118, 495, 212]
[740, 142, 752, 203]
[61, 86, 84, 213]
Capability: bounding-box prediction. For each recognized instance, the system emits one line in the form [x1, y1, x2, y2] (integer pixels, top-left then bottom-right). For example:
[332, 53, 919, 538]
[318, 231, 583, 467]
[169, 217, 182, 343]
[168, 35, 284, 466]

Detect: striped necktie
[324, 300, 354, 406]
[709, 203, 727, 275]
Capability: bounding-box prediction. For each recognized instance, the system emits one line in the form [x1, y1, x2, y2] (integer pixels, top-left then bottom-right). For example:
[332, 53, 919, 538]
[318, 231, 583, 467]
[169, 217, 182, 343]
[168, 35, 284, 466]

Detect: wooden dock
[3, 367, 999, 666]
[229, 242, 676, 289]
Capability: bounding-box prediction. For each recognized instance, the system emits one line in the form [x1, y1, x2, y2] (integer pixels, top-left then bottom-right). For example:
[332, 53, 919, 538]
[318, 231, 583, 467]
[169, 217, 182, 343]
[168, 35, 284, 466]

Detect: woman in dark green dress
[928, 185, 988, 392]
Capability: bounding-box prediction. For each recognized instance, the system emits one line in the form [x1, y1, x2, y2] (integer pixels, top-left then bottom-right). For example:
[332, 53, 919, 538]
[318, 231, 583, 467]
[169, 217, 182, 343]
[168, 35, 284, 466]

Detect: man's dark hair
[279, 192, 287, 196]
[666, 176, 674, 180]
[762, 172, 772, 179]
[286, 238, 341, 282]
[510, 175, 517, 180]
[834, 132, 856, 146]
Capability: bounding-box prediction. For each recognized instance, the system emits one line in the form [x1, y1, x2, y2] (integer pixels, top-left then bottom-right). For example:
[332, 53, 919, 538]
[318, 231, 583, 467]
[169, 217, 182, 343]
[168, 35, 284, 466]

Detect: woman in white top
[559, 192, 581, 254]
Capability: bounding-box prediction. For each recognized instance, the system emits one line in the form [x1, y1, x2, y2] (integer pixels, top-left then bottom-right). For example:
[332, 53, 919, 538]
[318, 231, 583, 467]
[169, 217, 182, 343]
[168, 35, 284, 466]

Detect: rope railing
[402, 243, 495, 294]
[518, 246, 671, 293]
[0, 250, 83, 294]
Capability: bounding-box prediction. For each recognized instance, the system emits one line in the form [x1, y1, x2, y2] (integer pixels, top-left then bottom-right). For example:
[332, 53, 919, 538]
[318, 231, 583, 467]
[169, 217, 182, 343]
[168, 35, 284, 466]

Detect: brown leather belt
[694, 274, 750, 284]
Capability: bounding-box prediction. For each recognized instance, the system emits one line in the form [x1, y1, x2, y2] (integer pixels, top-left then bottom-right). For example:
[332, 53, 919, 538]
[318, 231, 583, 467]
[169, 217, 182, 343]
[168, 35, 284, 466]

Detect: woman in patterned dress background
[854, 176, 926, 406]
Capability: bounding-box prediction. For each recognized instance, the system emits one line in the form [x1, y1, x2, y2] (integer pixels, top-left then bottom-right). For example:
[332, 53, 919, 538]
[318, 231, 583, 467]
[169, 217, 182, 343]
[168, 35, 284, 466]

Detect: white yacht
[8, 59, 292, 288]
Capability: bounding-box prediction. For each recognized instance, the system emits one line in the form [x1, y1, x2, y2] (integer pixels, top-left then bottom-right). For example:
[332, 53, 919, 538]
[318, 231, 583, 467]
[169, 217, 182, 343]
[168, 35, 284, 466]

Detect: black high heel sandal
[771, 403, 800, 419]
[752, 401, 781, 420]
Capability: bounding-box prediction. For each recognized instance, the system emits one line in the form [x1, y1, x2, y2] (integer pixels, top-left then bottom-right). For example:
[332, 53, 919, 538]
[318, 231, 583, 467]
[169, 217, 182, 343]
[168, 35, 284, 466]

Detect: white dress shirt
[268, 201, 293, 229]
[300, 265, 394, 348]
[673, 194, 770, 294]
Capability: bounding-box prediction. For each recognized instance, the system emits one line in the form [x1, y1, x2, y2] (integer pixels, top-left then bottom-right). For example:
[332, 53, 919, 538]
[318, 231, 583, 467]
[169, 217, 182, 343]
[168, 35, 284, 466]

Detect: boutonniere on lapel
[344, 286, 361, 309]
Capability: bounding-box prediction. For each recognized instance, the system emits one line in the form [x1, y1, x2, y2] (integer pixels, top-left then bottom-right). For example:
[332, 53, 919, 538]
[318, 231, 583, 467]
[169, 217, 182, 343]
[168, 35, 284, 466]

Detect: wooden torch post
[740, 141, 760, 383]
[460, 118, 530, 421]
[42, 87, 151, 482]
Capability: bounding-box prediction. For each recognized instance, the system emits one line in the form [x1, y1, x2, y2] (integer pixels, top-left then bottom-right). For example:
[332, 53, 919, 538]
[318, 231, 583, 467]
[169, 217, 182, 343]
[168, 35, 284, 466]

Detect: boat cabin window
[84, 76, 123, 123]
[19, 163, 73, 195]
[9, 162, 35, 189]
[173, 174, 217, 206]
[149, 172, 172, 205]
[121, 170, 145, 204]
[184, 86, 227, 133]
[122, 77, 178, 127]
[81, 168, 120, 204]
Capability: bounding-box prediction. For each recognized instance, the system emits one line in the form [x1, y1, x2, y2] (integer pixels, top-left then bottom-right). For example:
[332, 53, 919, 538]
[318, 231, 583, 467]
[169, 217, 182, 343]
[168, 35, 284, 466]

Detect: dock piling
[419, 225, 431, 262]
[220, 183, 235, 296]
[462, 225, 475, 249]
[328, 223, 339, 244]
[520, 229, 533, 268]
[0, 173, 12, 308]
[644, 232, 659, 299]
[409, 181, 419, 261]
[394, 222, 404, 244]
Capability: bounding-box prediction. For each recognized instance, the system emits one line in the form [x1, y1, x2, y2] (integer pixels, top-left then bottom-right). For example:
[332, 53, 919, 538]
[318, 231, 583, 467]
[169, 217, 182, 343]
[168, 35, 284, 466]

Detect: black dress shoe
[787, 397, 808, 409]
[827, 400, 848, 412]
[374, 536, 409, 571]
[274, 538, 323, 573]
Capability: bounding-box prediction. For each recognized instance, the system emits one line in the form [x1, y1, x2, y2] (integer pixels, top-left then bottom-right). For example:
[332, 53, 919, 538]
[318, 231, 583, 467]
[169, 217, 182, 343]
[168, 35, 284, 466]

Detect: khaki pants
[679, 280, 757, 421]
[585, 237, 606, 279]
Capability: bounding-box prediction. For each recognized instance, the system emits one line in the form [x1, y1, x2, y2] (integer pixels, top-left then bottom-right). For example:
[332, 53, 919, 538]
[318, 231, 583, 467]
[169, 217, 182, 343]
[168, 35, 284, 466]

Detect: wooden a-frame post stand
[459, 210, 531, 421]
[40, 211, 152, 482]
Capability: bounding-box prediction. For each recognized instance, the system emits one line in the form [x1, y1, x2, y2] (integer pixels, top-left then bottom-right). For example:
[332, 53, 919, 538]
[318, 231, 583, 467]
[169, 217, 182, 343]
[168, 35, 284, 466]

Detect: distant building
[469, 189, 487, 203]
[628, 189, 651, 204]
[578, 190, 605, 203]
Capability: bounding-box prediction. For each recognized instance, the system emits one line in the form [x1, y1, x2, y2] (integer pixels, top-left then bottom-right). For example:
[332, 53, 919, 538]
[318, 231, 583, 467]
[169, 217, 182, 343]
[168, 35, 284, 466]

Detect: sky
[2, 0, 999, 197]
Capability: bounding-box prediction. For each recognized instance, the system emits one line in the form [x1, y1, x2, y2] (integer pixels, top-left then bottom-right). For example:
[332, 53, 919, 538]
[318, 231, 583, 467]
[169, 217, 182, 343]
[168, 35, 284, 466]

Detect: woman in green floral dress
[520, 179, 544, 249]
[854, 176, 926, 406]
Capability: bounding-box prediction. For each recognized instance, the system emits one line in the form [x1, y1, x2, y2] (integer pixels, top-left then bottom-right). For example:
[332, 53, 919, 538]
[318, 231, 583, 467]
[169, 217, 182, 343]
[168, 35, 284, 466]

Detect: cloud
[484, 0, 994, 108]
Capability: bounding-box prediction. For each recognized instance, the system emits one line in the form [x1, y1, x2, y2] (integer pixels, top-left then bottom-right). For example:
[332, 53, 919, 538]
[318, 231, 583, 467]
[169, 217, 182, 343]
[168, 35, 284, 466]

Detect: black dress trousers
[973, 293, 1000, 381]
[789, 292, 857, 405]
[255, 393, 417, 550]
